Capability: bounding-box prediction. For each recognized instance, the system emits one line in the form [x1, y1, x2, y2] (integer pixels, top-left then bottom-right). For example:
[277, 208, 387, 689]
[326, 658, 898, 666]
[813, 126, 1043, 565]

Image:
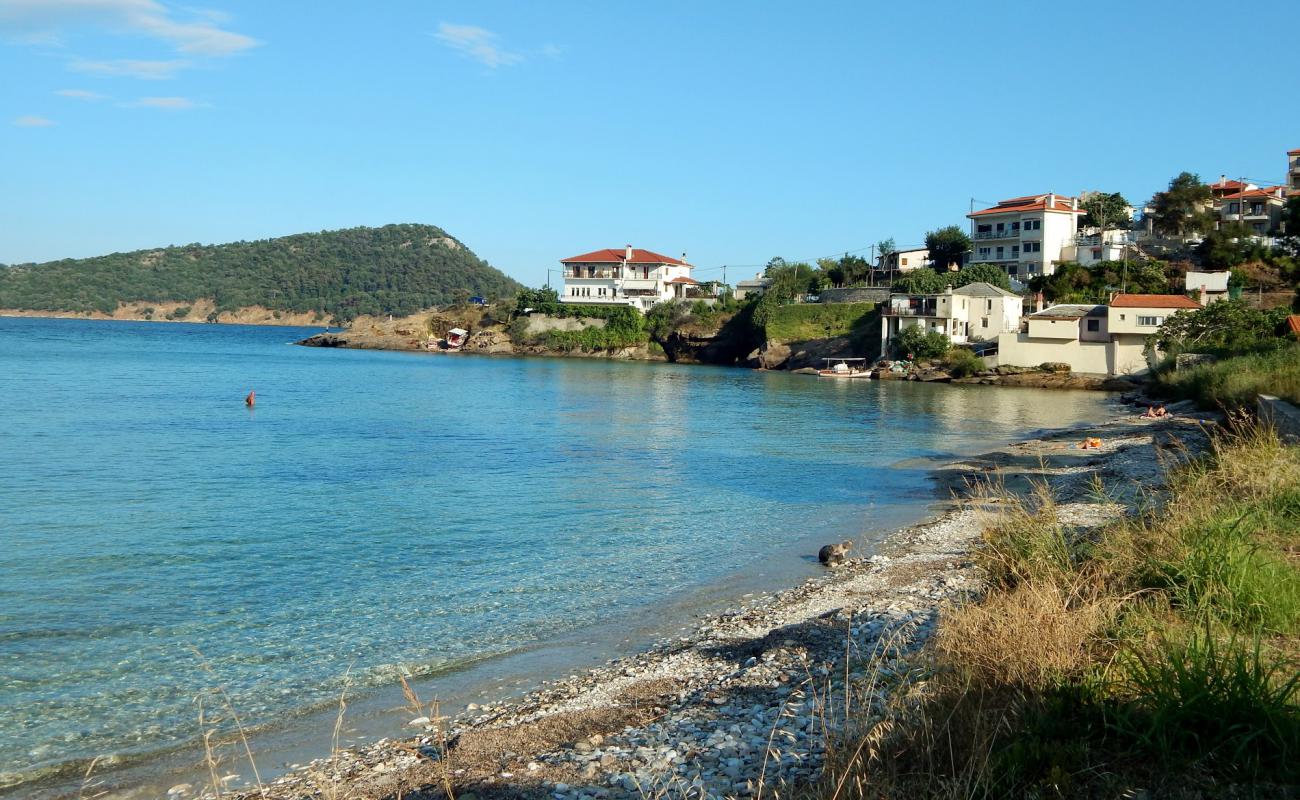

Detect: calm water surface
[0, 317, 1117, 791]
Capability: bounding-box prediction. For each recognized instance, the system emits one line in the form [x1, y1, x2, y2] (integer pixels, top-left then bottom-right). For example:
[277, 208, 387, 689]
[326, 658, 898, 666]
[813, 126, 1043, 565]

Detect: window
[1023, 219, 1041, 231]
[1086, 319, 1100, 332]
[1008, 265, 1018, 275]
[900, 257, 908, 266]
[995, 223, 1005, 232]
[978, 247, 991, 258]
[986, 300, 992, 311]
[1228, 202, 1240, 214]
[1137, 315, 1164, 326]
[1253, 223, 1266, 234]
[1251, 203, 1263, 216]
[977, 224, 991, 233]
[982, 318, 988, 328]
[1012, 221, 1020, 232]
[1022, 242, 1041, 253]
[996, 246, 1004, 259]
[1012, 245, 1020, 256]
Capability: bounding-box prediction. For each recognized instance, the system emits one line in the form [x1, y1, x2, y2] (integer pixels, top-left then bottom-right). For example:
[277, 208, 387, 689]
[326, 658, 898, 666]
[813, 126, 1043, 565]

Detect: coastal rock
[758, 341, 791, 370]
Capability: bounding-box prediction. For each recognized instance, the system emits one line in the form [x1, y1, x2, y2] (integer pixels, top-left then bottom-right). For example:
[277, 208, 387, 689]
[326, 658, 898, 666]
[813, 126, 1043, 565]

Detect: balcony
[973, 229, 1020, 241]
[970, 253, 1018, 263]
[564, 270, 617, 280]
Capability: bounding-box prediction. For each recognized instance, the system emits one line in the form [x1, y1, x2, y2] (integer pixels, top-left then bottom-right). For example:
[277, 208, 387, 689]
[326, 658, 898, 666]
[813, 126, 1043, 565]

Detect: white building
[880, 282, 1022, 353]
[1289, 148, 1300, 196]
[1184, 271, 1230, 304]
[734, 273, 772, 300]
[1215, 185, 1288, 239]
[560, 246, 699, 311]
[967, 193, 1084, 278]
[877, 247, 929, 273]
[997, 293, 1202, 375]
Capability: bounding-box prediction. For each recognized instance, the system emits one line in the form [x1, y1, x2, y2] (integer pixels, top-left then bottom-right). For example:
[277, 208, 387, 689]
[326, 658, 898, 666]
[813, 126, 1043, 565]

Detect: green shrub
[506, 316, 533, 344]
[762, 303, 875, 343]
[892, 325, 950, 359]
[943, 347, 985, 378]
[168, 306, 191, 320]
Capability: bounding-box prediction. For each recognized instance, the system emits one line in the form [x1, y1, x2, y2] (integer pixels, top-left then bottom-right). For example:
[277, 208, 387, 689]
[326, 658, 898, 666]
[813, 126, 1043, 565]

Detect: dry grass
[814, 423, 1300, 799]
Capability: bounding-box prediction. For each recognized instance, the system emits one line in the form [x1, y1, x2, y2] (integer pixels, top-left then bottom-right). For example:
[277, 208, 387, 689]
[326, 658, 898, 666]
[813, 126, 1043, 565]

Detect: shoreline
[182, 403, 1205, 800]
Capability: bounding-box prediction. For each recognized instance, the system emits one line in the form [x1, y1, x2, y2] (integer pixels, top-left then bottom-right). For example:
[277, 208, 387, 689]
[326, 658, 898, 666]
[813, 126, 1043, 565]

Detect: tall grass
[815, 425, 1300, 798]
[1156, 344, 1300, 409]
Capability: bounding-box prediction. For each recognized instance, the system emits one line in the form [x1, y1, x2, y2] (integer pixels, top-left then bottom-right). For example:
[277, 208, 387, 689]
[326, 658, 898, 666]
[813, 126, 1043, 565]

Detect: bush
[1155, 345, 1300, 409]
[762, 303, 875, 343]
[943, 347, 985, 378]
[506, 316, 533, 344]
[168, 306, 191, 320]
[892, 325, 950, 359]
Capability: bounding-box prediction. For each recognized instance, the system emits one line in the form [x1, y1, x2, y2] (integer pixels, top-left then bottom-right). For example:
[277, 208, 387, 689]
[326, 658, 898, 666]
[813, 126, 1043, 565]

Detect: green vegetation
[542, 305, 646, 351]
[924, 225, 972, 271]
[762, 302, 876, 343]
[941, 346, 985, 378]
[0, 224, 522, 322]
[1147, 171, 1215, 237]
[893, 263, 1011, 294]
[1156, 345, 1300, 408]
[892, 325, 950, 359]
[1029, 259, 1171, 302]
[822, 427, 1300, 797]
[1079, 191, 1131, 232]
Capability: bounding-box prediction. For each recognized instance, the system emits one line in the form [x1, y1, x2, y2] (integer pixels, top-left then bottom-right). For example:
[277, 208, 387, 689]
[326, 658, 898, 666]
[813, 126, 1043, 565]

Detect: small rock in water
[408, 716, 431, 727]
[166, 785, 192, 797]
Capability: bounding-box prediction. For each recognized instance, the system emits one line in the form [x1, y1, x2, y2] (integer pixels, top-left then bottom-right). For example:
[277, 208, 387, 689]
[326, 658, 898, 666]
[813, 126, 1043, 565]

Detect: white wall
[997, 333, 1113, 373]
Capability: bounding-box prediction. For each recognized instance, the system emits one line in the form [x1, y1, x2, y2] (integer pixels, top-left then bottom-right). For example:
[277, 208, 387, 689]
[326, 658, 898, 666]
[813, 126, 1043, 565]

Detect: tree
[1155, 300, 1290, 356]
[893, 326, 950, 359]
[893, 269, 951, 294]
[955, 263, 1012, 291]
[1147, 172, 1214, 237]
[876, 238, 896, 265]
[924, 226, 972, 271]
[1080, 191, 1131, 232]
[1196, 224, 1254, 270]
[1277, 196, 1300, 256]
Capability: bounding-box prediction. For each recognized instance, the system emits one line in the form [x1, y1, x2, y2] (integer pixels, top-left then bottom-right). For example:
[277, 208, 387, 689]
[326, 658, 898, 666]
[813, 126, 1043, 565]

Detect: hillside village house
[1289, 149, 1300, 195]
[880, 282, 1022, 353]
[1214, 184, 1288, 239]
[997, 293, 1201, 376]
[876, 247, 929, 273]
[967, 193, 1083, 279]
[734, 273, 772, 300]
[560, 246, 699, 311]
[1184, 270, 1231, 303]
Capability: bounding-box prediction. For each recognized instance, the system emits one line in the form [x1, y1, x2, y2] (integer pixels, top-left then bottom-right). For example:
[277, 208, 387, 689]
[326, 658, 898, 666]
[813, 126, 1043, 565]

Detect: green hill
[0, 224, 522, 321]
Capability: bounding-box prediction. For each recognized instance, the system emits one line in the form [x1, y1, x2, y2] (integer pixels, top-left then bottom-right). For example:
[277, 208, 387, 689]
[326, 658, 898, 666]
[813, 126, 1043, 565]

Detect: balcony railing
[564, 270, 618, 280]
[970, 253, 1018, 263]
[973, 229, 1019, 241]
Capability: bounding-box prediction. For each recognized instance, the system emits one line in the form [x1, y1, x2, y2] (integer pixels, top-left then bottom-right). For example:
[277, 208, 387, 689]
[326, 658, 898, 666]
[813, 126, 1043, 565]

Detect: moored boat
[817, 357, 873, 379]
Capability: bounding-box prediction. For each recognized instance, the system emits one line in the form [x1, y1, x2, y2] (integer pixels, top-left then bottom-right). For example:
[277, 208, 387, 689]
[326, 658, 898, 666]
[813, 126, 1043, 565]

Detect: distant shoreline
[0, 307, 331, 328]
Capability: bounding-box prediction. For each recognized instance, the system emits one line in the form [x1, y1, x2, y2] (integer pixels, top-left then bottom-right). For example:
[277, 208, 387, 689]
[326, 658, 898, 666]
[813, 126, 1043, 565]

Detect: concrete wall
[996, 333, 1113, 374]
[1258, 395, 1300, 443]
[819, 287, 890, 304]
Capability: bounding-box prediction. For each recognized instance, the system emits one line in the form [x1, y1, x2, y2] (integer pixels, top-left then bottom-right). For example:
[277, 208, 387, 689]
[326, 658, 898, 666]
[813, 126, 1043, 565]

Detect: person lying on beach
[1142, 405, 1168, 419]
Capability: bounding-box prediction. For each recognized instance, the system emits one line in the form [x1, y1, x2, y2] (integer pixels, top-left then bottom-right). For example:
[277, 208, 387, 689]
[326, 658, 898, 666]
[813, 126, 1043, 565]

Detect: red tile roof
[1219, 186, 1287, 200]
[969, 193, 1082, 217]
[1289, 149, 1300, 156]
[1110, 294, 1201, 309]
[1288, 315, 1300, 338]
[668, 276, 699, 285]
[560, 248, 691, 266]
[1209, 178, 1250, 192]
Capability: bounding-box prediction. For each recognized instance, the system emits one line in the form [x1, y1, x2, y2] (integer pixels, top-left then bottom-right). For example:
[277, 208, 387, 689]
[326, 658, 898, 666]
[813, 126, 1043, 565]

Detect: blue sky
[3, 1, 1297, 287]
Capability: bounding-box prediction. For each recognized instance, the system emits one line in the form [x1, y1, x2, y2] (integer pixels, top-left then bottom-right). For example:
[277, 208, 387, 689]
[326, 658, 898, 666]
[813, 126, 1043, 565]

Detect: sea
[0, 317, 1118, 796]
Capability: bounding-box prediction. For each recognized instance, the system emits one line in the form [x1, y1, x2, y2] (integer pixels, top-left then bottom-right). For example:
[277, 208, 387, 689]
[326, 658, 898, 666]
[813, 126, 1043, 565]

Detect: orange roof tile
[1110, 294, 1201, 309]
[1289, 148, 1300, 156]
[560, 248, 691, 267]
[969, 193, 1082, 217]
[1287, 315, 1300, 337]
[668, 276, 699, 285]
[1220, 186, 1287, 200]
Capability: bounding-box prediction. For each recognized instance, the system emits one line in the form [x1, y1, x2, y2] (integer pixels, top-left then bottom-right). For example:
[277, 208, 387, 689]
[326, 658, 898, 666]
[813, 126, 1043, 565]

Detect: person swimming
[245, 390, 255, 407]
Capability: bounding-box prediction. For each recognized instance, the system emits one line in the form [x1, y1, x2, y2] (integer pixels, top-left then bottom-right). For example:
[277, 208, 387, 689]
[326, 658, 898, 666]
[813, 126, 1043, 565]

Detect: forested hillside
[0, 224, 522, 321]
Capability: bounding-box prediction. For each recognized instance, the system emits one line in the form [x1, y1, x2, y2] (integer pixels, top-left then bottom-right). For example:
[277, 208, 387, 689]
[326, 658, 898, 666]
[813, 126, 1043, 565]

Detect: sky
[2, 0, 1298, 287]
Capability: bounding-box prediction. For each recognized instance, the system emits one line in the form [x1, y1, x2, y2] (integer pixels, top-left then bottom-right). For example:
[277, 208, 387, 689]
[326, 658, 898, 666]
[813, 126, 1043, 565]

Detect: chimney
[625, 244, 633, 262]
[1035, 291, 1045, 312]
[681, 251, 687, 262]
[1220, 174, 1226, 187]
[1072, 196, 1079, 211]
[1047, 192, 1055, 208]
[1199, 285, 1207, 306]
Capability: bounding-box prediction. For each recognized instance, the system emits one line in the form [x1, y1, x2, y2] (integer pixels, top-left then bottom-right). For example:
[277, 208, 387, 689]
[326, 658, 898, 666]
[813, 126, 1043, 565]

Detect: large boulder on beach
[758, 341, 791, 370]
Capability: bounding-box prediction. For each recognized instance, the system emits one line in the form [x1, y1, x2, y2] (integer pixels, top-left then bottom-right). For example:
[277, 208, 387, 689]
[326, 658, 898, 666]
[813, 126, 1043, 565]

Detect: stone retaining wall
[818, 287, 891, 304]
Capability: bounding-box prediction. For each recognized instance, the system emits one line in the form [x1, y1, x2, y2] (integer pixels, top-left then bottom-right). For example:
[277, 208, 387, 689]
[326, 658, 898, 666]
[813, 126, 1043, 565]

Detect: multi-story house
[1215, 185, 1288, 238]
[967, 193, 1083, 279]
[998, 293, 1201, 375]
[560, 246, 698, 311]
[876, 247, 929, 273]
[734, 273, 772, 300]
[1288, 149, 1300, 196]
[880, 282, 1022, 353]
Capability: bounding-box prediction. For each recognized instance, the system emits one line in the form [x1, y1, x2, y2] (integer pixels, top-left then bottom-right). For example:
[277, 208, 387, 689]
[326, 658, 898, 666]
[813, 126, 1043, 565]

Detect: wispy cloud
[124, 95, 202, 109]
[69, 57, 188, 79]
[14, 114, 56, 126]
[434, 22, 522, 68]
[0, 0, 258, 56]
[56, 87, 108, 100]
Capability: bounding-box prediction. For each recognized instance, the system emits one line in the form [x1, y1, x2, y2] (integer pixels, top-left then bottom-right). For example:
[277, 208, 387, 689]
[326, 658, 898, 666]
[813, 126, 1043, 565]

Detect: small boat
[818, 357, 873, 379]
[443, 327, 469, 350]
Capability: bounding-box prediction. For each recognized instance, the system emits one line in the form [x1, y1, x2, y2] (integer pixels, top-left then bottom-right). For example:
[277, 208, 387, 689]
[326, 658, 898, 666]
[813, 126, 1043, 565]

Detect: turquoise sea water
[0, 317, 1116, 791]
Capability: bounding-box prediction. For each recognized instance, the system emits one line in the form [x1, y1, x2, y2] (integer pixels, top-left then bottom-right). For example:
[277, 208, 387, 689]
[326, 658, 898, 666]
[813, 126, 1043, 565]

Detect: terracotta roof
[1209, 178, 1250, 192]
[1287, 315, 1300, 337]
[667, 276, 699, 285]
[1219, 186, 1287, 200]
[969, 193, 1081, 217]
[560, 248, 691, 267]
[1289, 149, 1300, 156]
[1110, 294, 1201, 309]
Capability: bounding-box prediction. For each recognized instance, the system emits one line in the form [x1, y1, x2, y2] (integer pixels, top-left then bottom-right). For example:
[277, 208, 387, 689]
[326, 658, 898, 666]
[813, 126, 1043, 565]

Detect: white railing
[973, 230, 1019, 240]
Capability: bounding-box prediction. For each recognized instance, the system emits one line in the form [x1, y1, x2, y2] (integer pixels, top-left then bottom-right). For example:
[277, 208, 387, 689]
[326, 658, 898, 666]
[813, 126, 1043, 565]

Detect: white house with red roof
[559, 246, 698, 311]
[1215, 184, 1288, 239]
[967, 193, 1083, 279]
